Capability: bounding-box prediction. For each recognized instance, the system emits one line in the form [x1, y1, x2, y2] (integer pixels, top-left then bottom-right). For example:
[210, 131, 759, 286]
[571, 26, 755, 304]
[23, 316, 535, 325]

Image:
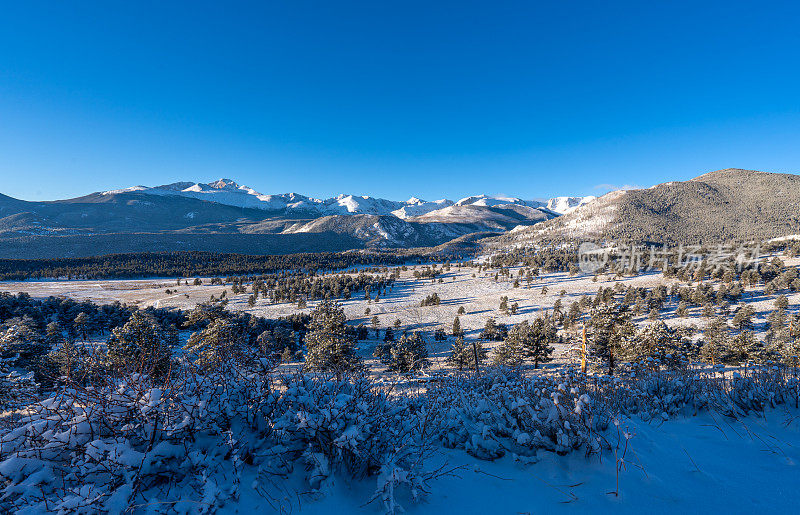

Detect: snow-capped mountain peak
[101, 185, 149, 195]
[545, 196, 597, 214]
[99, 179, 588, 219]
[207, 178, 241, 190]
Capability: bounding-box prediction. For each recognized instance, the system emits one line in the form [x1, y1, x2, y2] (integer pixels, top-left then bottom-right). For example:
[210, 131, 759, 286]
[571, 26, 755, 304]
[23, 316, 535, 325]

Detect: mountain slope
[491, 169, 800, 246]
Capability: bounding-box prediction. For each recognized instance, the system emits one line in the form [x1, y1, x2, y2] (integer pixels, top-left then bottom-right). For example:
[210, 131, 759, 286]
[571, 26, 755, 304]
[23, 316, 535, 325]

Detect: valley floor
[3, 255, 799, 374]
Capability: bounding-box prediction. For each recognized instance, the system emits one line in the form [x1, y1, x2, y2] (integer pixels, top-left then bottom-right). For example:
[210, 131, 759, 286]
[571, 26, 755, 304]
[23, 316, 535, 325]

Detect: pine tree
[0, 318, 49, 370]
[448, 336, 485, 371]
[44, 338, 84, 383]
[480, 318, 507, 341]
[304, 300, 362, 376]
[728, 330, 760, 363]
[185, 318, 239, 367]
[45, 321, 63, 347]
[256, 329, 278, 356]
[108, 312, 176, 377]
[766, 308, 789, 349]
[525, 316, 556, 368]
[624, 320, 683, 368]
[700, 316, 729, 365]
[589, 302, 634, 375]
[448, 336, 469, 370]
[731, 304, 755, 330]
[491, 328, 525, 367]
[452, 316, 463, 337]
[74, 312, 89, 340]
[385, 331, 428, 373]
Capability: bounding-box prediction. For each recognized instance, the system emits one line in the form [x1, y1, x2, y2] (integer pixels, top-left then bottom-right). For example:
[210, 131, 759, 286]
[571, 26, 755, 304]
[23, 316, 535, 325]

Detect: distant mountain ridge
[7, 169, 793, 259]
[100, 179, 587, 217]
[0, 179, 591, 257]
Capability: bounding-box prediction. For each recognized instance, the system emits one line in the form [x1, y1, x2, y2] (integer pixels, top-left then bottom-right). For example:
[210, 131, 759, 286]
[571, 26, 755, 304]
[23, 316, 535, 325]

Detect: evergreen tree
[479, 318, 507, 341]
[108, 312, 176, 378]
[448, 336, 486, 371]
[385, 331, 428, 373]
[452, 316, 463, 337]
[45, 338, 84, 383]
[731, 304, 755, 330]
[256, 329, 278, 356]
[728, 330, 760, 363]
[74, 312, 89, 340]
[492, 322, 527, 367]
[304, 300, 362, 375]
[700, 316, 729, 365]
[624, 320, 683, 368]
[0, 318, 49, 370]
[589, 302, 634, 375]
[525, 316, 556, 368]
[44, 322, 63, 347]
[766, 307, 789, 348]
[184, 317, 241, 369]
[448, 336, 469, 370]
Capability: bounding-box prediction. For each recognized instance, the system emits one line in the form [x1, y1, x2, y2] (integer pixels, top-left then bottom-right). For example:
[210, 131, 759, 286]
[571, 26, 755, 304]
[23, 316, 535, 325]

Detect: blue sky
[1, 1, 799, 201]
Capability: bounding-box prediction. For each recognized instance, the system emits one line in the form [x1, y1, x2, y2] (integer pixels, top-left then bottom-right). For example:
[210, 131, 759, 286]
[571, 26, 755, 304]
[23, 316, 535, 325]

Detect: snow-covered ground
[2, 256, 800, 513]
[240, 409, 800, 514]
[3, 256, 798, 371]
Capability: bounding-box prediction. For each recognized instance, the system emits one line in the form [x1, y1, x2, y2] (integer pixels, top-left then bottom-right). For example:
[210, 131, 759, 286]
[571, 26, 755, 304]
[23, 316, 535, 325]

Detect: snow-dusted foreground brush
[1, 364, 799, 513]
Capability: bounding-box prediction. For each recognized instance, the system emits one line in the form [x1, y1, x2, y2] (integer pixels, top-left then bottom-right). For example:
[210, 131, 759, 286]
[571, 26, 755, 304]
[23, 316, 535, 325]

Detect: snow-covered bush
[427, 369, 606, 458]
[0, 363, 437, 513]
[0, 359, 798, 513]
[0, 357, 38, 411]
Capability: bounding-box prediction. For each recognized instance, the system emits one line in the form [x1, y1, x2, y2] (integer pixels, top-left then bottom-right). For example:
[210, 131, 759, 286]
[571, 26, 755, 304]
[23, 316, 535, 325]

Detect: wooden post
[581, 324, 587, 374]
[472, 339, 481, 376]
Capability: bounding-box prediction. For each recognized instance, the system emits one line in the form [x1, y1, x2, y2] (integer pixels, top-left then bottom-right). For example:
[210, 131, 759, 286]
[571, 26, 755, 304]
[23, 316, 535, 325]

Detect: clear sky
[1, 1, 800, 201]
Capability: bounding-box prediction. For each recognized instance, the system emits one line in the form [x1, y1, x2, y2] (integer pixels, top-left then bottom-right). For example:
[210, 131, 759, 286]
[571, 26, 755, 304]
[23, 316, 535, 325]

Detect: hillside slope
[488, 169, 800, 246]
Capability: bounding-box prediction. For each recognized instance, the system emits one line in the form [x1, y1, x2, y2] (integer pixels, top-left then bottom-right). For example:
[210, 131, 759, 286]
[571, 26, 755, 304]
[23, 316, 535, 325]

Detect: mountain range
[100, 179, 592, 217]
[0, 179, 592, 258]
[2, 169, 797, 259]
